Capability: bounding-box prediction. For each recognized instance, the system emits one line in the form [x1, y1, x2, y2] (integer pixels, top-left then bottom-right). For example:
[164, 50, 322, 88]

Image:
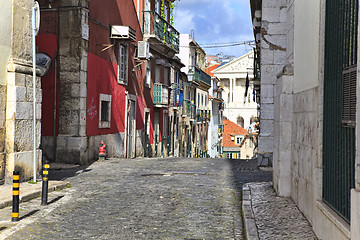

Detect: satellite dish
[33, 1, 40, 36]
[36, 52, 52, 76]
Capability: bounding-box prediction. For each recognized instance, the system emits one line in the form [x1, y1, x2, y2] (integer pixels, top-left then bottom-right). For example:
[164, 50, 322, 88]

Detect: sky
[172, 0, 254, 58]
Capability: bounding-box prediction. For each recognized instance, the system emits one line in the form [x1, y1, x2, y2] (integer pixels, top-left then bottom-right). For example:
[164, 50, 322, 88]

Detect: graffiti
[81, 112, 85, 121]
[87, 97, 97, 120]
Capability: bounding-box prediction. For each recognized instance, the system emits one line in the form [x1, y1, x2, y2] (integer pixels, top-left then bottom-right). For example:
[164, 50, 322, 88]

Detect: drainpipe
[53, 58, 57, 162]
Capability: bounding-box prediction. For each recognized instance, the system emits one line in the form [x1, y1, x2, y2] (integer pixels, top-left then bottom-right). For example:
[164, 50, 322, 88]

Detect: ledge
[316, 200, 350, 239]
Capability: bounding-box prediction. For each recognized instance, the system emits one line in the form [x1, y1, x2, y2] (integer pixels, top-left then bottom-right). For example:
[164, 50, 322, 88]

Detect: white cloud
[173, 0, 254, 57]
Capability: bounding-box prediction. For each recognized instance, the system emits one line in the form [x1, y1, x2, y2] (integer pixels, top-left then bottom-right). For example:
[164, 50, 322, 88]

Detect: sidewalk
[0, 180, 70, 210]
[0, 162, 73, 211]
[242, 182, 317, 240]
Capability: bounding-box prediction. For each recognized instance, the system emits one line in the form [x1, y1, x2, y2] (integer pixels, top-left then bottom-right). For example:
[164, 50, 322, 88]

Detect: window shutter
[342, 67, 357, 127]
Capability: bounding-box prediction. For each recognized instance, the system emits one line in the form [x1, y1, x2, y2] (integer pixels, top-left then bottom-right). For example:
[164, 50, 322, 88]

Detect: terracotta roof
[205, 64, 220, 77]
[222, 119, 249, 148]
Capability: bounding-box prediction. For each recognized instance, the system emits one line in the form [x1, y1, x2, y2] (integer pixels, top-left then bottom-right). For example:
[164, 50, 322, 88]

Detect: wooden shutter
[342, 67, 357, 127]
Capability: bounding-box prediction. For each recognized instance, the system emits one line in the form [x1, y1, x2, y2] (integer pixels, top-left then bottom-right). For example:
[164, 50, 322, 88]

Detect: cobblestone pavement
[0, 157, 271, 240]
[244, 182, 317, 240]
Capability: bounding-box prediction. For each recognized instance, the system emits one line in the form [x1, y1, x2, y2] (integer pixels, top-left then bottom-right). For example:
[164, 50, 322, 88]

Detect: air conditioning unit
[110, 25, 136, 41]
[137, 41, 150, 59]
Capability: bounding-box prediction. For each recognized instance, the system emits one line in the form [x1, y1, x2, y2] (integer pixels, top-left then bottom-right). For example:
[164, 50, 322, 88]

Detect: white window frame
[155, 0, 160, 14]
[145, 61, 151, 88]
[99, 93, 112, 128]
[235, 135, 244, 145]
[118, 42, 128, 85]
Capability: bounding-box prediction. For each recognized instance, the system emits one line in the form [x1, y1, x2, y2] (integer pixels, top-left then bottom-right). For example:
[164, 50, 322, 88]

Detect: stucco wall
[293, 0, 320, 93]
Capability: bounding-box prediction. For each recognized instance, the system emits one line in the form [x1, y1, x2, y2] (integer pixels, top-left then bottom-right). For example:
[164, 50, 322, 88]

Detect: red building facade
[37, 0, 180, 164]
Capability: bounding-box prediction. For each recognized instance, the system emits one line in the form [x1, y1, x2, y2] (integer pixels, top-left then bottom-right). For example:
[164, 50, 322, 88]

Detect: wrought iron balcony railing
[143, 11, 180, 52]
[200, 69, 211, 86]
[182, 99, 195, 119]
[188, 66, 211, 86]
[154, 83, 169, 106]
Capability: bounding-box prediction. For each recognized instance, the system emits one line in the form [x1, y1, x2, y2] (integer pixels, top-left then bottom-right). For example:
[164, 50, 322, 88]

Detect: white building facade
[212, 52, 258, 130]
[251, 0, 360, 239]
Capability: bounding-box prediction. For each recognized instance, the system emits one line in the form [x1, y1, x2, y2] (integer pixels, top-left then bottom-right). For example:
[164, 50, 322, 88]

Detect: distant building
[212, 51, 258, 130]
[206, 54, 236, 66]
[177, 34, 212, 157]
[222, 119, 256, 159]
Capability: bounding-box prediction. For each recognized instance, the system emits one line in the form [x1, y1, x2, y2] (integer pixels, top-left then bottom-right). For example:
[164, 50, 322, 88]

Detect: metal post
[145, 134, 149, 158]
[41, 161, 50, 205]
[155, 134, 158, 157]
[167, 136, 170, 156]
[161, 136, 164, 157]
[12, 171, 20, 222]
[32, 3, 37, 183]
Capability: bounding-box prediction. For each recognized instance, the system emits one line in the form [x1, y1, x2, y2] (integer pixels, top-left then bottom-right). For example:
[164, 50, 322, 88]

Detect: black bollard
[41, 161, 50, 205]
[12, 171, 20, 222]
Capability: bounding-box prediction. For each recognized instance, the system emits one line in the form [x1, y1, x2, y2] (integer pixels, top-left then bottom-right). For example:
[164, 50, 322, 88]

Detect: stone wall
[257, 0, 287, 166]
[1, 1, 43, 183]
[273, 68, 293, 197]
[55, 2, 89, 164]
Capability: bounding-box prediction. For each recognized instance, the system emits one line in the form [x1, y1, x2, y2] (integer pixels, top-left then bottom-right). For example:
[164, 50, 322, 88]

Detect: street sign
[34, 1, 40, 36]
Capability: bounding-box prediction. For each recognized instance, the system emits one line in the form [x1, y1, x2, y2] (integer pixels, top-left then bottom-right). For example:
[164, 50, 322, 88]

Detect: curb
[0, 181, 70, 210]
[242, 183, 260, 240]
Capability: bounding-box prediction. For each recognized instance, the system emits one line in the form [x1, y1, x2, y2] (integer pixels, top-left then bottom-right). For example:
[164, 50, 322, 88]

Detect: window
[99, 93, 112, 128]
[155, 65, 160, 83]
[164, 67, 169, 85]
[226, 152, 232, 159]
[155, 0, 160, 14]
[164, 4, 169, 21]
[163, 110, 168, 137]
[118, 43, 128, 84]
[235, 136, 244, 145]
[145, 61, 151, 87]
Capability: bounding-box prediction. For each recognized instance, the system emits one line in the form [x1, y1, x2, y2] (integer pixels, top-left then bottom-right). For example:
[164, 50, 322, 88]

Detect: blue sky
[173, 0, 254, 57]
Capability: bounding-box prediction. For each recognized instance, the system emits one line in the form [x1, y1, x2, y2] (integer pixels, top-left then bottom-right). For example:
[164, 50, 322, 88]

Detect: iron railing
[188, 66, 211, 86]
[142, 11, 180, 52]
[182, 99, 195, 119]
[323, 0, 358, 222]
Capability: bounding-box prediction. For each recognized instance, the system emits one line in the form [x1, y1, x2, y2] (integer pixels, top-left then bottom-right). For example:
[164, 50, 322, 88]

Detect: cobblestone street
[0, 157, 271, 239]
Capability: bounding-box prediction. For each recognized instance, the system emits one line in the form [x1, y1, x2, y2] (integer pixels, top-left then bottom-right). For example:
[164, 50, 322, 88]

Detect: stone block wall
[0, 1, 43, 183]
[258, 0, 287, 166]
[54, 2, 89, 164]
[5, 72, 42, 183]
[273, 71, 293, 197]
[291, 87, 318, 224]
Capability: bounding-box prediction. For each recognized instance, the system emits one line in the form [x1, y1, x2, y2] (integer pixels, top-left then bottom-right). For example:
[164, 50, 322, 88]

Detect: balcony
[154, 83, 169, 107]
[169, 85, 183, 108]
[182, 99, 195, 120]
[197, 109, 207, 122]
[188, 66, 200, 84]
[212, 89, 222, 100]
[188, 66, 211, 86]
[219, 102, 225, 111]
[143, 11, 180, 55]
[200, 69, 211, 86]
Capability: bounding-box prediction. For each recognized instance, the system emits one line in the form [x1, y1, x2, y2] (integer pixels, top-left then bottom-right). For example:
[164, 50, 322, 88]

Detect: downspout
[53, 58, 57, 162]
